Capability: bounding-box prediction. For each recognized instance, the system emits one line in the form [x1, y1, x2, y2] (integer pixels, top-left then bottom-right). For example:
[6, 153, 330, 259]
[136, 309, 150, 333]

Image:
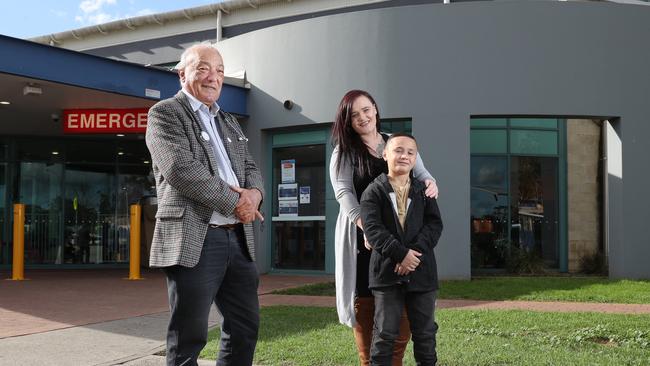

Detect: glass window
[19, 162, 64, 264]
[273, 220, 325, 270]
[0, 163, 7, 265]
[510, 130, 557, 155]
[470, 118, 507, 128]
[470, 117, 562, 272]
[65, 139, 116, 163]
[117, 139, 150, 165]
[381, 120, 412, 134]
[470, 130, 507, 154]
[272, 145, 325, 217]
[510, 156, 559, 268]
[510, 118, 558, 129]
[471, 156, 509, 269]
[273, 130, 329, 146]
[16, 139, 65, 162]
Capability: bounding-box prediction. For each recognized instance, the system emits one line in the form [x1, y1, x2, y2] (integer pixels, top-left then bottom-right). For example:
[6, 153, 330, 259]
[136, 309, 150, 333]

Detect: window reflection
[4, 137, 153, 266]
[470, 157, 508, 269]
[510, 156, 559, 268]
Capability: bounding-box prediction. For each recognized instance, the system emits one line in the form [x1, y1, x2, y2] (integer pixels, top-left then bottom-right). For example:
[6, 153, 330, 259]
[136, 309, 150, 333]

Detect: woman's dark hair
[331, 89, 381, 177]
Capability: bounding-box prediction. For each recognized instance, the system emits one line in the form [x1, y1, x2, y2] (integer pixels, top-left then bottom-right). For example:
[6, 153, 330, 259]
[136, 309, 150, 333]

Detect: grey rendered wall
[216, 1, 650, 279]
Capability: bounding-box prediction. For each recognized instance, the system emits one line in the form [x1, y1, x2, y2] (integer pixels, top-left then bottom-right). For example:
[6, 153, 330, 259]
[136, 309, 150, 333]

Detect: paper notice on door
[279, 200, 298, 216]
[299, 186, 310, 204]
[278, 183, 298, 200]
[281, 159, 295, 183]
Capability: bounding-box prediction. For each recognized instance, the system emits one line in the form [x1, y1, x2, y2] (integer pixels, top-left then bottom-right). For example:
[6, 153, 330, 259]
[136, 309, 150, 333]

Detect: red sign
[63, 109, 149, 134]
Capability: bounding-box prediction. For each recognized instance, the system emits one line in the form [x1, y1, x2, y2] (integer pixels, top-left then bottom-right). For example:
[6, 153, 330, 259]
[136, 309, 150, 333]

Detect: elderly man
[145, 43, 264, 366]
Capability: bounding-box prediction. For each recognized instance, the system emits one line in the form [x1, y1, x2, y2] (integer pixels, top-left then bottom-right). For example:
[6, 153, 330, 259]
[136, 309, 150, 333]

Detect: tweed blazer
[145, 91, 265, 268]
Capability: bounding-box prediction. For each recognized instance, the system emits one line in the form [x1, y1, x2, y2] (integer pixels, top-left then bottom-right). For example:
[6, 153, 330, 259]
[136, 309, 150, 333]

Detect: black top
[353, 133, 389, 202]
[352, 134, 389, 297]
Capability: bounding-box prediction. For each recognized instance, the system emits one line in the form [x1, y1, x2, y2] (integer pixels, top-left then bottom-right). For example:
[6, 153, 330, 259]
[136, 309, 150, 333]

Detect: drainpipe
[216, 9, 223, 42]
[601, 120, 609, 267]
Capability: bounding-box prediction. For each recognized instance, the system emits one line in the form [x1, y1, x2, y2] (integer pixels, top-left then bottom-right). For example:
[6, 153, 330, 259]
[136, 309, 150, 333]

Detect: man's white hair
[175, 41, 216, 70]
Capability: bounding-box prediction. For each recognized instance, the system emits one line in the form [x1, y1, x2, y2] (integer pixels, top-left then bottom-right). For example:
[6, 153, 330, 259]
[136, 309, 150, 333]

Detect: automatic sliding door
[19, 162, 63, 264]
[64, 164, 118, 264]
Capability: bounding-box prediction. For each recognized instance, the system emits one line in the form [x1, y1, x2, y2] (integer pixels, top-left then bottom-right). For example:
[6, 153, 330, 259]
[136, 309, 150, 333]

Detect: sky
[0, 0, 222, 39]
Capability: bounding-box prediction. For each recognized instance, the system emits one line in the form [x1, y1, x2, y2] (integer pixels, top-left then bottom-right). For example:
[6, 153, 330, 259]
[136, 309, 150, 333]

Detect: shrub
[580, 251, 608, 275]
[506, 246, 546, 274]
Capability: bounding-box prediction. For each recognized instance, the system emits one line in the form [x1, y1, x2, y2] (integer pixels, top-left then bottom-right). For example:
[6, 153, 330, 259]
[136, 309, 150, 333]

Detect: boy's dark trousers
[370, 286, 438, 366]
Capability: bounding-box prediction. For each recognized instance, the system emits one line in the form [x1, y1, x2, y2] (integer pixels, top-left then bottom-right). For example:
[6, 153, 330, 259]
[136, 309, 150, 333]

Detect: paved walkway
[0, 269, 332, 366]
[2, 269, 649, 365]
[0, 269, 332, 339]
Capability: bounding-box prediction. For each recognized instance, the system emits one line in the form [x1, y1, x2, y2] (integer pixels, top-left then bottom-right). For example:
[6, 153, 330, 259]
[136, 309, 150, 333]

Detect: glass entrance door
[19, 162, 64, 264]
[267, 130, 328, 271]
[64, 164, 121, 264]
[0, 163, 7, 265]
[271, 144, 326, 270]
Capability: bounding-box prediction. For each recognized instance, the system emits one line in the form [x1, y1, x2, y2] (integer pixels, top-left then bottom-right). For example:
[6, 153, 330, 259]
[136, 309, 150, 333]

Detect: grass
[200, 306, 650, 365]
[273, 277, 650, 304]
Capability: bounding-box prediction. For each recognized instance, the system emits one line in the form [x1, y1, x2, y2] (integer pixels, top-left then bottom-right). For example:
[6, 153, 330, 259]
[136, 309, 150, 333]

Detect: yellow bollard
[11, 203, 25, 281]
[128, 204, 143, 280]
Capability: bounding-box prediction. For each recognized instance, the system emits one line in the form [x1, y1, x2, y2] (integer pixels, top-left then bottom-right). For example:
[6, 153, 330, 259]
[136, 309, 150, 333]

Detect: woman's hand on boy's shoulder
[424, 179, 439, 199]
[363, 233, 373, 251]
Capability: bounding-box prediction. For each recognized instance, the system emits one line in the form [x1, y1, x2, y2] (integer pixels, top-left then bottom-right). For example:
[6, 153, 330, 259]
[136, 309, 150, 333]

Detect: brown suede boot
[353, 297, 375, 366]
[391, 307, 411, 366]
[354, 297, 412, 366]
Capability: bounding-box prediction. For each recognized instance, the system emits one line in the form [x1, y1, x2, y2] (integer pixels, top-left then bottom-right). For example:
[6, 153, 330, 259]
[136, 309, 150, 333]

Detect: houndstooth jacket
[145, 90, 265, 268]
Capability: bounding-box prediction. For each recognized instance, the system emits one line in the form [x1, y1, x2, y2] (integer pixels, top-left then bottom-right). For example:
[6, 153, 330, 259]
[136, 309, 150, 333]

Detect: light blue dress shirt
[182, 89, 239, 225]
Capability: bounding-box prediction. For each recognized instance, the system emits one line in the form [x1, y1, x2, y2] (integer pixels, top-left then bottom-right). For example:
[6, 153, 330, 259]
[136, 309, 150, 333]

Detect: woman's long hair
[331, 89, 381, 178]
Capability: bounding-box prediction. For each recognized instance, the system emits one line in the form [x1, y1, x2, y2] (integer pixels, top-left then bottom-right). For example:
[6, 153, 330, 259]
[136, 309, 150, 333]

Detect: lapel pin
[201, 131, 210, 142]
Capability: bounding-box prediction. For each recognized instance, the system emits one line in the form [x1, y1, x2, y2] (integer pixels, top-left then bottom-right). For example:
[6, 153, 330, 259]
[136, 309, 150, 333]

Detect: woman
[329, 90, 438, 365]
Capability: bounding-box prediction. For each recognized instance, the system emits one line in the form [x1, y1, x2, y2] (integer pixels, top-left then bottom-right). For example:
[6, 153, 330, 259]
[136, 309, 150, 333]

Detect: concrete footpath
[2, 269, 650, 366]
[0, 269, 332, 366]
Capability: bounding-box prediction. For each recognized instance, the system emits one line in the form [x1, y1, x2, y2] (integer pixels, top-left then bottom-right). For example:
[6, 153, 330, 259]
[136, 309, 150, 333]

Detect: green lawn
[200, 306, 650, 365]
[273, 277, 650, 304]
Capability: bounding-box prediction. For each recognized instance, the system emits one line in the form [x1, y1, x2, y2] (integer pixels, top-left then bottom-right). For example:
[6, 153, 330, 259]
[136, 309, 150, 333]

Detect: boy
[360, 133, 443, 366]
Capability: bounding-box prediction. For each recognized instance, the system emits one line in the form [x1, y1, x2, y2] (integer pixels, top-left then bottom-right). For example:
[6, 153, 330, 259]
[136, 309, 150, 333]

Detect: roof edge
[28, 0, 285, 46]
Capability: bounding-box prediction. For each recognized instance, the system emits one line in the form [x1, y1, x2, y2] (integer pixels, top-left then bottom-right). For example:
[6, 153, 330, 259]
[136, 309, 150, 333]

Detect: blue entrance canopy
[0, 34, 247, 115]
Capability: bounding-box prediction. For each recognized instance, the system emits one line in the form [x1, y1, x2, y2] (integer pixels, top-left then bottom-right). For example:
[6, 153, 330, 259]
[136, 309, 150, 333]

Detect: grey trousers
[371, 286, 438, 366]
[164, 226, 259, 366]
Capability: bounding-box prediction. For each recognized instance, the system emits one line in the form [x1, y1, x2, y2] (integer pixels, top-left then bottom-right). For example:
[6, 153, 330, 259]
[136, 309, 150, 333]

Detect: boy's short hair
[386, 132, 417, 148]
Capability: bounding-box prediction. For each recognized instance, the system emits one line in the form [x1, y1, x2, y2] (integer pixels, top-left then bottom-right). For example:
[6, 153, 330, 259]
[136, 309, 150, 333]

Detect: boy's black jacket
[360, 173, 443, 292]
